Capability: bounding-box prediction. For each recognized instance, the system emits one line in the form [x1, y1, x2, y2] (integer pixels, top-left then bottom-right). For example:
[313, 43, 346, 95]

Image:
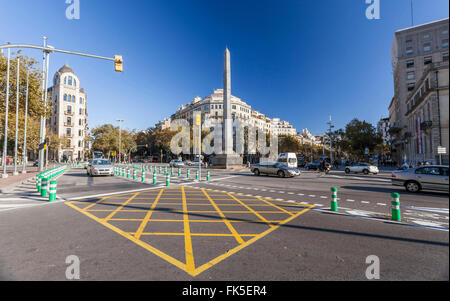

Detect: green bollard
[133, 169, 137, 180]
[153, 171, 157, 184]
[166, 173, 170, 186]
[127, 168, 130, 179]
[40, 178, 48, 197]
[391, 192, 401, 221]
[49, 180, 57, 202]
[142, 170, 146, 182]
[207, 170, 210, 181]
[187, 168, 190, 178]
[178, 168, 181, 177]
[171, 167, 174, 176]
[330, 187, 338, 212]
[36, 176, 42, 193]
[196, 170, 199, 180]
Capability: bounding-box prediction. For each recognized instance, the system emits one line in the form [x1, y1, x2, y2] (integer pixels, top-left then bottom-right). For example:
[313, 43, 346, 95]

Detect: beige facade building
[157, 89, 297, 137]
[389, 18, 449, 165]
[48, 65, 89, 162]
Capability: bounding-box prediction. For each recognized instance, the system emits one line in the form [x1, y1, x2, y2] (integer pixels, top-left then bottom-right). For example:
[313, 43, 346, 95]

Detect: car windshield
[274, 163, 285, 168]
[93, 159, 111, 165]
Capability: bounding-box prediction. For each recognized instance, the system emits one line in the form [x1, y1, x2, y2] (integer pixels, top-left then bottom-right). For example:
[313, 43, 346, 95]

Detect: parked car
[87, 159, 114, 176]
[251, 162, 300, 178]
[345, 163, 379, 175]
[169, 159, 185, 167]
[391, 165, 449, 193]
[305, 161, 321, 170]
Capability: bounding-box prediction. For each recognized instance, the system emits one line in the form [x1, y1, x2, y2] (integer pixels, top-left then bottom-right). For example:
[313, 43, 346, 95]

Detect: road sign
[437, 146, 446, 154]
[365, 147, 369, 155]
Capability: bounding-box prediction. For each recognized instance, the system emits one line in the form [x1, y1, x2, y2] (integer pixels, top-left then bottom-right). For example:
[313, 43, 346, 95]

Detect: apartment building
[389, 18, 449, 164]
[47, 65, 89, 162]
[157, 89, 297, 136]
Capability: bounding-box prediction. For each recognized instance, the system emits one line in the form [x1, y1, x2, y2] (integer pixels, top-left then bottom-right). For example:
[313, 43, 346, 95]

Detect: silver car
[87, 159, 114, 176]
[391, 165, 449, 193]
[169, 159, 185, 167]
[251, 162, 300, 178]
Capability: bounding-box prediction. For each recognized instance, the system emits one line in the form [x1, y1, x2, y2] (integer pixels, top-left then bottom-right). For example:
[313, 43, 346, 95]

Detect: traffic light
[114, 55, 123, 72]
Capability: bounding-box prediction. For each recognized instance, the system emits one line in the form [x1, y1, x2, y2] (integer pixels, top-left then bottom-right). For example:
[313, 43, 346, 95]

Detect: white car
[345, 163, 379, 175]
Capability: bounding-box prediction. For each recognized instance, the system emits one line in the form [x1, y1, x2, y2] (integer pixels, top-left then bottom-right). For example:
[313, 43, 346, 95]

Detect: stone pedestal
[212, 154, 243, 169]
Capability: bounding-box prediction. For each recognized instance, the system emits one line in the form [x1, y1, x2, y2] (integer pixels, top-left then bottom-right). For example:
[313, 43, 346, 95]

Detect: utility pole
[117, 119, 123, 163]
[1, 47, 11, 178]
[327, 116, 334, 163]
[13, 58, 20, 175]
[22, 70, 29, 173]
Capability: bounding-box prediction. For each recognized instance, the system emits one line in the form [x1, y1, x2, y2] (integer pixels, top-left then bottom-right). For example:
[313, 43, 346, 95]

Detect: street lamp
[117, 119, 123, 163]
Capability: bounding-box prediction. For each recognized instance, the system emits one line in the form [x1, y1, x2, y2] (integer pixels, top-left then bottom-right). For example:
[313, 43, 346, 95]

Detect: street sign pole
[22, 70, 29, 174]
[1, 48, 11, 178]
[13, 58, 20, 175]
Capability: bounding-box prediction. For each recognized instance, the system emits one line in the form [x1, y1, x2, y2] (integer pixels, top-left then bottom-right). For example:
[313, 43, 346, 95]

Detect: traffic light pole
[0, 41, 122, 172]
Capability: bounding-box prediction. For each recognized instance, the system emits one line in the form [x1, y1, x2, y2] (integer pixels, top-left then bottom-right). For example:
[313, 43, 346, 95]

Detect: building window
[406, 47, 413, 55]
[407, 71, 415, 80]
[72, 95, 76, 103]
[407, 83, 415, 91]
[79, 130, 82, 137]
[63, 94, 67, 101]
[79, 119, 82, 126]
[444, 53, 449, 61]
[67, 105, 72, 113]
[78, 141, 81, 147]
[66, 128, 71, 137]
[74, 79, 77, 87]
[79, 108, 82, 115]
[443, 39, 449, 49]
[64, 77, 67, 85]
[67, 116, 71, 124]
[423, 43, 431, 52]
[442, 29, 449, 35]
[68, 76, 73, 86]
[423, 33, 430, 39]
[424, 56, 432, 65]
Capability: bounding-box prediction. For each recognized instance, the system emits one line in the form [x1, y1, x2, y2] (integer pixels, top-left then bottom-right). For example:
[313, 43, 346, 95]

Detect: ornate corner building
[47, 65, 89, 162]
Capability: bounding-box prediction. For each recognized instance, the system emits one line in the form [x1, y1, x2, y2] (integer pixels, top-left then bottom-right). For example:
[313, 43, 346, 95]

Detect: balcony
[421, 121, 433, 130]
[64, 111, 74, 116]
[64, 122, 73, 127]
[388, 125, 403, 134]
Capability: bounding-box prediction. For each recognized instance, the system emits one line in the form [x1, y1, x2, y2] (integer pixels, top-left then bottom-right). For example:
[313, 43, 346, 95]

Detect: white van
[277, 153, 298, 168]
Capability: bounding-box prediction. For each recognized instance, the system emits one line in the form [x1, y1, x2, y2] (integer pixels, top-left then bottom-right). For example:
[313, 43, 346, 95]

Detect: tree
[91, 124, 136, 160]
[0, 53, 49, 157]
[278, 134, 301, 153]
[342, 119, 382, 158]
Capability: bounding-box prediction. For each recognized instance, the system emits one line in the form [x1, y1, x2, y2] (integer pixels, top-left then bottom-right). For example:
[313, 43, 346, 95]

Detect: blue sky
[0, 0, 448, 135]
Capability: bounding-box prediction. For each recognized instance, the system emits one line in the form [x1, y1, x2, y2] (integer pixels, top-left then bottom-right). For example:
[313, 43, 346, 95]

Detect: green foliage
[0, 53, 49, 154]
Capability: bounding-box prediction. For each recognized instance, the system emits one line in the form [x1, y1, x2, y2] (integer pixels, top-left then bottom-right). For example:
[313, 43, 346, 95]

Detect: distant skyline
[0, 0, 449, 135]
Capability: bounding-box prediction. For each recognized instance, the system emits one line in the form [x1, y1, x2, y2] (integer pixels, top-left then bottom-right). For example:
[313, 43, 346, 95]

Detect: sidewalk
[0, 170, 39, 193]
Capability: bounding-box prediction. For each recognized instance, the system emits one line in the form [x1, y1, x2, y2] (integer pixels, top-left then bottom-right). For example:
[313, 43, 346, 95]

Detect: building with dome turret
[47, 65, 89, 162]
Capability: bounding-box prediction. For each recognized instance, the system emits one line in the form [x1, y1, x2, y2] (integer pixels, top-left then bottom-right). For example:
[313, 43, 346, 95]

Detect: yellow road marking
[134, 189, 164, 239]
[103, 192, 139, 222]
[256, 197, 295, 216]
[127, 232, 259, 237]
[81, 196, 109, 212]
[65, 201, 187, 272]
[202, 189, 244, 244]
[226, 193, 277, 228]
[182, 186, 195, 273]
[191, 204, 315, 276]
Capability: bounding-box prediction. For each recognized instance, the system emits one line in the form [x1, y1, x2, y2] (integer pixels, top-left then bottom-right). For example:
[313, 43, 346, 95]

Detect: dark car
[251, 162, 300, 178]
[304, 161, 321, 170]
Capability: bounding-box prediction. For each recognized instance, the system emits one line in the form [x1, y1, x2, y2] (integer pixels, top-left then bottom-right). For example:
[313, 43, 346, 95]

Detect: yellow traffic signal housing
[114, 55, 123, 72]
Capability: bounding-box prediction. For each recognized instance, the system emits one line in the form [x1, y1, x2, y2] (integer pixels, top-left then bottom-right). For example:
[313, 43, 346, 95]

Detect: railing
[64, 111, 74, 116]
[64, 122, 73, 127]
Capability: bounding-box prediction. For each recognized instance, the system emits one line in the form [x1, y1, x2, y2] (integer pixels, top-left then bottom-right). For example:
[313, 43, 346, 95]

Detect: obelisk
[223, 47, 233, 155]
[212, 47, 243, 168]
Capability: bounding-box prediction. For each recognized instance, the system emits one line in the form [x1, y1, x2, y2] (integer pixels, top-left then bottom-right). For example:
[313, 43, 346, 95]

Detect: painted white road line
[377, 203, 387, 206]
[320, 196, 327, 199]
[308, 195, 316, 197]
[361, 201, 370, 204]
[346, 199, 355, 202]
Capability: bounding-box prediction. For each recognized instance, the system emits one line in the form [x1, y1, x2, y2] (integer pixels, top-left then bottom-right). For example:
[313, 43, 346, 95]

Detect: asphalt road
[0, 167, 448, 280]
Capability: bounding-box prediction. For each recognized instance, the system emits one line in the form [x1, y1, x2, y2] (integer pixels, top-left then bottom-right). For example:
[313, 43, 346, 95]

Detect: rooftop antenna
[410, 0, 414, 26]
